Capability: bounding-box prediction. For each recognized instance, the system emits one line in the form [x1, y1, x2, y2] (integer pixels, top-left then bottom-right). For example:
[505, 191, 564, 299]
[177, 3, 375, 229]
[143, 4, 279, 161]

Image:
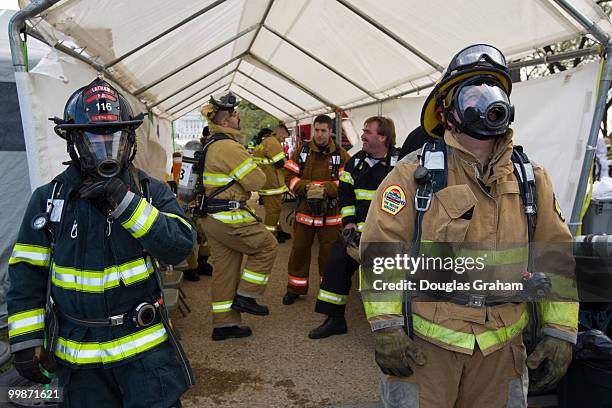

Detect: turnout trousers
[186, 218, 211, 269]
[314, 238, 359, 316]
[262, 194, 283, 232]
[380, 335, 528, 408]
[201, 217, 278, 327]
[56, 342, 187, 408]
[287, 221, 340, 295]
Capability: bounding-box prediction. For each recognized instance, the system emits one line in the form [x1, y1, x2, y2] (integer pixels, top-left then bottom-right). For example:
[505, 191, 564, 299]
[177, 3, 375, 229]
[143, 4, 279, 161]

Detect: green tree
[237, 100, 278, 143]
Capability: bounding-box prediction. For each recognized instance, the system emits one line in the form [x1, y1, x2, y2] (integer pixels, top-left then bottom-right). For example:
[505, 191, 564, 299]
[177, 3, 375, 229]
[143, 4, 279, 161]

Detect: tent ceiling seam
[164, 69, 236, 111]
[236, 68, 307, 112]
[134, 24, 258, 96]
[104, 0, 228, 68]
[261, 24, 378, 100]
[335, 0, 444, 73]
[169, 82, 230, 116]
[230, 86, 291, 120]
[232, 82, 296, 119]
[247, 52, 336, 109]
[147, 53, 245, 108]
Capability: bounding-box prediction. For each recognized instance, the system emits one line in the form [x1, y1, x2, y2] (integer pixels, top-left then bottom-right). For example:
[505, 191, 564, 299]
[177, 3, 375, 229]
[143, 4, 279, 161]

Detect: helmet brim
[420, 67, 512, 138]
[55, 119, 144, 131]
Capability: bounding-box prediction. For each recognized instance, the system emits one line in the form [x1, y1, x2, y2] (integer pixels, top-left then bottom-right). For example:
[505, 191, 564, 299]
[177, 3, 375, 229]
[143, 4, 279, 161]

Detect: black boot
[212, 325, 252, 341]
[282, 292, 300, 305]
[231, 295, 269, 316]
[196, 256, 213, 276]
[183, 269, 200, 282]
[276, 230, 291, 243]
[308, 316, 348, 339]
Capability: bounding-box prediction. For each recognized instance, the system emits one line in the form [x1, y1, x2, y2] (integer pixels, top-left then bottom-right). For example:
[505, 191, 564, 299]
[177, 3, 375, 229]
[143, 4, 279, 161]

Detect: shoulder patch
[553, 193, 565, 222]
[381, 184, 407, 215]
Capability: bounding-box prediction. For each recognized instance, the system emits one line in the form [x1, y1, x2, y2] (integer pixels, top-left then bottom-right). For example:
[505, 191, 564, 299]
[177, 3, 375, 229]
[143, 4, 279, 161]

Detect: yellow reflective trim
[258, 185, 289, 195]
[271, 152, 285, 163]
[54, 323, 168, 365]
[122, 199, 147, 231]
[341, 205, 356, 217]
[476, 308, 529, 350]
[230, 158, 257, 181]
[8, 308, 45, 338]
[241, 268, 269, 285]
[355, 189, 375, 200]
[339, 171, 354, 185]
[210, 210, 256, 224]
[161, 212, 192, 230]
[51, 258, 153, 293]
[539, 301, 579, 328]
[318, 289, 347, 305]
[133, 206, 159, 239]
[9, 244, 51, 267]
[413, 314, 475, 350]
[202, 172, 233, 186]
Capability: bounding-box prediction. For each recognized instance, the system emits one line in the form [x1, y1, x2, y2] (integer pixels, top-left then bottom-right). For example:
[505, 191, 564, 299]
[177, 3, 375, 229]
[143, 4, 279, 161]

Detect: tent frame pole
[149, 53, 245, 108]
[335, 0, 443, 72]
[134, 24, 259, 96]
[9, 0, 61, 72]
[231, 83, 297, 120]
[236, 69, 307, 112]
[229, 89, 281, 122]
[164, 70, 235, 111]
[262, 24, 379, 100]
[551, 0, 612, 235]
[169, 83, 229, 116]
[105, 0, 228, 68]
[247, 52, 337, 109]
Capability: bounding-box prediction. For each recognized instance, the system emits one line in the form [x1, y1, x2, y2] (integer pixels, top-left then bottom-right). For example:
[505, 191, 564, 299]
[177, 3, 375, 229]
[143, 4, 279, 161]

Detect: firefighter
[360, 44, 578, 407]
[253, 125, 292, 243]
[282, 115, 350, 305]
[199, 92, 278, 340]
[309, 116, 399, 339]
[7, 78, 196, 407]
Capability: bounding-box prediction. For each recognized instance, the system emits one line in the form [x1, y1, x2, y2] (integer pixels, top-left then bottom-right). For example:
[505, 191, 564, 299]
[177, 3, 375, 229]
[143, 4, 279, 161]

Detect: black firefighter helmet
[52, 78, 144, 178]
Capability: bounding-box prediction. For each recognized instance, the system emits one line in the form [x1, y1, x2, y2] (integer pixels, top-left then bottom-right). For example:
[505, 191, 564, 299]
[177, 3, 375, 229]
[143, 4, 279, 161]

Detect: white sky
[0, 1, 19, 10]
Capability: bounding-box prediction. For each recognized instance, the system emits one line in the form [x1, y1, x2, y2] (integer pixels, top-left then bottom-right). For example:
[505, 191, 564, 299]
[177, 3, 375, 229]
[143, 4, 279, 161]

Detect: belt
[57, 300, 162, 328]
[206, 199, 247, 213]
[422, 291, 519, 308]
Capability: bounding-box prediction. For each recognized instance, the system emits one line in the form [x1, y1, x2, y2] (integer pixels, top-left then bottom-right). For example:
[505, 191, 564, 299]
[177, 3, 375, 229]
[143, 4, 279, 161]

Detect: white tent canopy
[7, 0, 612, 234]
[20, 0, 612, 122]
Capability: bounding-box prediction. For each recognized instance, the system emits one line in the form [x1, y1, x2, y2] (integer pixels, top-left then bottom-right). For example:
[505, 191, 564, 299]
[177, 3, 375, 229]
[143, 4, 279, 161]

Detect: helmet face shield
[447, 44, 507, 74]
[450, 77, 514, 139]
[74, 129, 132, 178]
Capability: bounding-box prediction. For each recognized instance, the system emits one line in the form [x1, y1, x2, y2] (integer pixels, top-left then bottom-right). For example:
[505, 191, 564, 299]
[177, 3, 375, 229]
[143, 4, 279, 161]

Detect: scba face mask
[74, 129, 134, 178]
[446, 77, 514, 140]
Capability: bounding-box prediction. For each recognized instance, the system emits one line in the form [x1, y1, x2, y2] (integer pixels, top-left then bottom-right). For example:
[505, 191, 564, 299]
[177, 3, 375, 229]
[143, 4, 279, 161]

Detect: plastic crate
[582, 199, 612, 235]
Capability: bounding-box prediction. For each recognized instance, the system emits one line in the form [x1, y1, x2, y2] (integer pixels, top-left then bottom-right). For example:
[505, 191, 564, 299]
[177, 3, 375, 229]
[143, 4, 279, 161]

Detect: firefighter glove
[374, 326, 426, 377]
[79, 177, 129, 211]
[526, 335, 573, 389]
[13, 347, 56, 384]
[306, 183, 326, 200]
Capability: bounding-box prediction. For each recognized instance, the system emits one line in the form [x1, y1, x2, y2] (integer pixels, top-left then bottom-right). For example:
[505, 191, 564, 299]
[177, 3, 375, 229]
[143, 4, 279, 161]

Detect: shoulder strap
[419, 139, 448, 195]
[201, 133, 236, 200]
[511, 144, 537, 248]
[296, 143, 310, 176]
[331, 147, 342, 179]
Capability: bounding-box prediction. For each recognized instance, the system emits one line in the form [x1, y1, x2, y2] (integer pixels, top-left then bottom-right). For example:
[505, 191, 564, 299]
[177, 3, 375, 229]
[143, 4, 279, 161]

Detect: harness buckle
[414, 188, 433, 212]
[109, 314, 125, 326]
[467, 294, 486, 308]
[228, 201, 241, 210]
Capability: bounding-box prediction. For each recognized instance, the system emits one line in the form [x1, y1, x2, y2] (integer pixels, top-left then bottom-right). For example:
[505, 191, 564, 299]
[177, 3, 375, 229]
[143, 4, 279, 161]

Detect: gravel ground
[175, 199, 381, 408]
